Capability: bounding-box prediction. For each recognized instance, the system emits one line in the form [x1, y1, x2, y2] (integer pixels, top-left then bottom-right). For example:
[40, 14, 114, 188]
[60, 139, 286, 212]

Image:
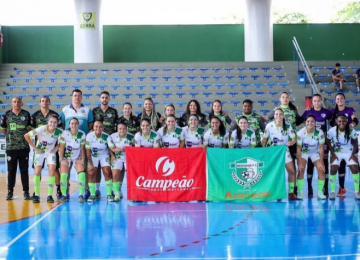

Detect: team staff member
[301, 94, 333, 197]
[230, 99, 265, 147]
[203, 116, 228, 148]
[296, 115, 326, 200]
[137, 97, 162, 131]
[327, 115, 360, 200]
[24, 115, 63, 203]
[229, 116, 256, 149]
[1, 97, 32, 200]
[108, 122, 134, 201]
[31, 96, 63, 199]
[262, 108, 297, 200]
[134, 118, 160, 148]
[180, 99, 207, 128]
[58, 118, 86, 202]
[117, 102, 139, 135]
[157, 114, 185, 148]
[86, 120, 113, 202]
[182, 114, 205, 148]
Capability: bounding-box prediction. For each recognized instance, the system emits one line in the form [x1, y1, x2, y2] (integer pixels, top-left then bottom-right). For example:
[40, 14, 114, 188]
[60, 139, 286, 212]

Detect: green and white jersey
[229, 129, 256, 148]
[85, 132, 110, 158]
[59, 130, 86, 160]
[263, 122, 296, 147]
[182, 126, 204, 148]
[231, 112, 265, 147]
[327, 126, 357, 153]
[297, 127, 325, 154]
[157, 126, 185, 148]
[28, 125, 63, 154]
[108, 132, 134, 161]
[268, 105, 301, 133]
[203, 129, 228, 148]
[134, 130, 160, 148]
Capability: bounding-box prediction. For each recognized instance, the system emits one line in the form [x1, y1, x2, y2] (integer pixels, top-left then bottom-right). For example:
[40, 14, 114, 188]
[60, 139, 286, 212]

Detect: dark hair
[40, 96, 51, 103]
[100, 91, 110, 96]
[185, 99, 203, 115]
[117, 121, 127, 130]
[188, 114, 199, 123]
[68, 117, 79, 130]
[274, 108, 287, 132]
[122, 102, 134, 118]
[336, 63, 341, 67]
[281, 92, 298, 113]
[163, 114, 177, 135]
[47, 114, 59, 123]
[94, 119, 103, 124]
[210, 116, 226, 137]
[330, 92, 346, 126]
[312, 94, 322, 99]
[243, 99, 253, 105]
[336, 115, 350, 143]
[140, 118, 151, 135]
[208, 100, 223, 120]
[305, 114, 316, 122]
[72, 89, 82, 95]
[141, 97, 159, 130]
[236, 116, 248, 143]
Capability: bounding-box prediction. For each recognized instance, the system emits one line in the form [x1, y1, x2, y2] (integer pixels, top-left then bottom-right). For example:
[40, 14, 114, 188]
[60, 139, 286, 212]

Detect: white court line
[0, 202, 62, 255]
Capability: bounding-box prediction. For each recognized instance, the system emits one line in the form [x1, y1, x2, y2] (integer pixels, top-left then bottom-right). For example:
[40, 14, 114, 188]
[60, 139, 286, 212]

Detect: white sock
[96, 182, 100, 190]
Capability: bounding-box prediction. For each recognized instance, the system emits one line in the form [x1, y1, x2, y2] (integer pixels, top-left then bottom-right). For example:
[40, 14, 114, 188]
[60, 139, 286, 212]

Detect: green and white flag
[207, 146, 287, 201]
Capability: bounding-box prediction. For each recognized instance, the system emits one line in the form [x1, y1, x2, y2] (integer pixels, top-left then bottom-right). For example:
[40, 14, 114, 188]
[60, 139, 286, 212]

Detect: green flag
[207, 146, 287, 201]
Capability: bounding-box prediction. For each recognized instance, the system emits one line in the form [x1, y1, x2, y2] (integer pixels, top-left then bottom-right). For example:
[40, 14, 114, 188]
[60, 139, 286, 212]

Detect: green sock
[78, 171, 86, 196]
[34, 175, 41, 196]
[318, 179, 325, 194]
[106, 179, 113, 196]
[60, 173, 68, 195]
[353, 173, 360, 192]
[89, 182, 96, 196]
[113, 181, 120, 196]
[297, 179, 304, 193]
[289, 182, 295, 193]
[48, 176, 55, 196]
[330, 174, 337, 192]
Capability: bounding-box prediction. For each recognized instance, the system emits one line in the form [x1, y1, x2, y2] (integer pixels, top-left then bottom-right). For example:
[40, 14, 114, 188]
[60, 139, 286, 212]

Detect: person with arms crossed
[137, 97, 162, 131]
[117, 102, 139, 135]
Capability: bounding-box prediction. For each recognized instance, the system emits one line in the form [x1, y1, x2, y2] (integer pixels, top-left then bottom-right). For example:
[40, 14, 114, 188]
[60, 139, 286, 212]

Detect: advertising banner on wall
[126, 147, 206, 202]
[207, 146, 287, 202]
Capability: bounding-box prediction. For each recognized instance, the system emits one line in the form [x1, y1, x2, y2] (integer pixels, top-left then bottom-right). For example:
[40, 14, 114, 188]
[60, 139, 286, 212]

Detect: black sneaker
[30, 192, 36, 200]
[47, 196, 54, 203]
[294, 186, 298, 196]
[95, 190, 101, 199]
[56, 189, 62, 200]
[6, 190, 13, 200]
[24, 191, 31, 200]
[32, 195, 40, 203]
[308, 186, 313, 198]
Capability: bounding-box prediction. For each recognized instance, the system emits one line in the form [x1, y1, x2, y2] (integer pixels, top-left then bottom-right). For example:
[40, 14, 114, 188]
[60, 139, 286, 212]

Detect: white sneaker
[317, 192, 326, 200]
[355, 192, 360, 200]
[357, 87, 360, 92]
[297, 191, 303, 200]
[114, 194, 120, 202]
[329, 192, 336, 200]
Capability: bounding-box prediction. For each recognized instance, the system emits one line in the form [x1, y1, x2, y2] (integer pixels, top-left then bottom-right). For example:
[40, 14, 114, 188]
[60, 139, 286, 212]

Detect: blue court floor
[1, 161, 360, 259]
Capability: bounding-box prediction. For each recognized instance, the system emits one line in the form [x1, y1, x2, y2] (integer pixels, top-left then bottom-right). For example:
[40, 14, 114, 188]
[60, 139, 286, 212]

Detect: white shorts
[111, 159, 126, 171]
[285, 150, 292, 164]
[331, 152, 357, 166]
[61, 157, 83, 167]
[301, 152, 321, 163]
[33, 153, 56, 166]
[91, 155, 110, 168]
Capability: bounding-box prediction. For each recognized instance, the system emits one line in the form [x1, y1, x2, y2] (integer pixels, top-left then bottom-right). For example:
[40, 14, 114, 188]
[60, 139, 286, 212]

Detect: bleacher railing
[292, 37, 324, 106]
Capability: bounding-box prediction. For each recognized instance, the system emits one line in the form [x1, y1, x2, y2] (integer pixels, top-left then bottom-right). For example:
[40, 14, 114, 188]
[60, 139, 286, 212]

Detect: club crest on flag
[229, 157, 265, 188]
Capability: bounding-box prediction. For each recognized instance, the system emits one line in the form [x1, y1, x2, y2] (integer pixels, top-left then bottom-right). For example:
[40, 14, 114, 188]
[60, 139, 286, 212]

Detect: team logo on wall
[83, 13, 92, 22]
[79, 12, 96, 29]
[229, 157, 264, 188]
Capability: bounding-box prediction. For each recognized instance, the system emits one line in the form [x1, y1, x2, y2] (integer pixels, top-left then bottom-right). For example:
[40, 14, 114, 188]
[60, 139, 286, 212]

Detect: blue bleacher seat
[135, 102, 143, 108]
[227, 83, 237, 89]
[14, 70, 22, 75]
[323, 91, 334, 96]
[260, 109, 270, 115]
[200, 76, 209, 81]
[4, 94, 13, 100]
[225, 75, 234, 81]
[99, 76, 108, 82]
[109, 92, 119, 99]
[43, 94, 52, 98]
[356, 100, 360, 105]
[258, 100, 267, 106]
[211, 68, 220, 73]
[16, 94, 26, 100]
[176, 101, 186, 107]
[261, 67, 270, 72]
[189, 92, 199, 98]
[279, 83, 289, 88]
[230, 101, 240, 107]
[319, 82, 330, 88]
[26, 103, 36, 109]
[240, 83, 250, 88]
[350, 66, 359, 71]
[326, 99, 336, 105]
[29, 94, 40, 100]
[98, 85, 107, 90]
[136, 93, 146, 98]
[236, 67, 246, 73]
[87, 76, 96, 82]
[46, 86, 55, 91]
[23, 77, 32, 82]
[204, 110, 211, 114]
[214, 84, 224, 89]
[64, 69, 72, 74]
[202, 84, 210, 89]
[343, 74, 352, 80]
[113, 69, 121, 73]
[51, 69, 60, 74]
[325, 67, 334, 72]
[202, 92, 212, 98]
[150, 76, 158, 82]
[163, 93, 172, 98]
[253, 83, 262, 88]
[111, 85, 119, 90]
[213, 75, 222, 81]
[36, 77, 45, 82]
[72, 85, 81, 90]
[7, 86, 17, 91]
[149, 93, 159, 98]
[232, 109, 242, 115]
[123, 93, 132, 99]
[94, 102, 101, 106]
[347, 82, 356, 87]
[345, 100, 353, 105]
[101, 69, 109, 73]
[350, 91, 360, 96]
[150, 68, 159, 73]
[266, 83, 276, 88]
[33, 86, 42, 91]
[39, 69, 47, 74]
[264, 75, 272, 80]
[271, 100, 280, 106]
[20, 86, 29, 91]
[228, 92, 239, 97]
[176, 93, 186, 98]
[251, 75, 259, 80]
[137, 76, 146, 82]
[316, 74, 327, 80]
[187, 68, 196, 73]
[275, 75, 285, 80]
[61, 77, 70, 82]
[203, 101, 212, 107]
[48, 77, 58, 82]
[163, 76, 171, 81]
[175, 68, 183, 73]
[126, 69, 134, 74]
[163, 68, 172, 73]
[188, 76, 197, 81]
[224, 67, 233, 73]
[268, 91, 279, 97]
[76, 69, 84, 74]
[238, 75, 247, 80]
[11, 77, 19, 83]
[150, 84, 159, 90]
[163, 84, 172, 90]
[242, 92, 252, 97]
[176, 84, 185, 89]
[84, 94, 93, 99]
[1, 104, 10, 109]
[82, 102, 91, 106]
[60, 85, 69, 91]
[199, 68, 208, 73]
[88, 69, 97, 73]
[137, 84, 146, 90]
[249, 67, 258, 72]
[216, 92, 225, 97]
[175, 76, 184, 81]
[134, 111, 142, 115]
[54, 103, 64, 108]
[162, 101, 172, 105]
[124, 85, 133, 90]
[312, 67, 323, 72]
[177, 110, 184, 117]
[189, 84, 198, 89]
[255, 92, 265, 96]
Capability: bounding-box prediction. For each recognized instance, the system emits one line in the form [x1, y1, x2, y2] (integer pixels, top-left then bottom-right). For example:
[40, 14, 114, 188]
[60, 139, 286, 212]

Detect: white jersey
[157, 126, 185, 148]
[182, 126, 205, 148]
[134, 130, 160, 148]
[263, 122, 296, 148]
[108, 132, 134, 161]
[85, 131, 110, 158]
[203, 129, 228, 148]
[327, 126, 357, 153]
[59, 129, 86, 160]
[229, 129, 256, 148]
[297, 127, 325, 154]
[28, 125, 63, 155]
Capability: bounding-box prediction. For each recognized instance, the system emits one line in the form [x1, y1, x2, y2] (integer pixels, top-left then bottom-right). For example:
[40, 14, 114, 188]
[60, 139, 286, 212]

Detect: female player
[58, 117, 86, 202]
[159, 104, 182, 127]
[296, 115, 326, 200]
[327, 115, 360, 200]
[203, 116, 228, 148]
[207, 100, 232, 128]
[137, 97, 162, 131]
[134, 118, 160, 148]
[262, 108, 297, 200]
[108, 121, 134, 201]
[117, 102, 139, 135]
[157, 114, 185, 148]
[182, 114, 204, 148]
[229, 116, 256, 149]
[24, 115, 63, 203]
[179, 99, 207, 127]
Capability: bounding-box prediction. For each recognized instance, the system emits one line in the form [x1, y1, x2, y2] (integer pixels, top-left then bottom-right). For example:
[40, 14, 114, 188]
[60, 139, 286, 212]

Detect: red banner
[126, 147, 206, 202]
